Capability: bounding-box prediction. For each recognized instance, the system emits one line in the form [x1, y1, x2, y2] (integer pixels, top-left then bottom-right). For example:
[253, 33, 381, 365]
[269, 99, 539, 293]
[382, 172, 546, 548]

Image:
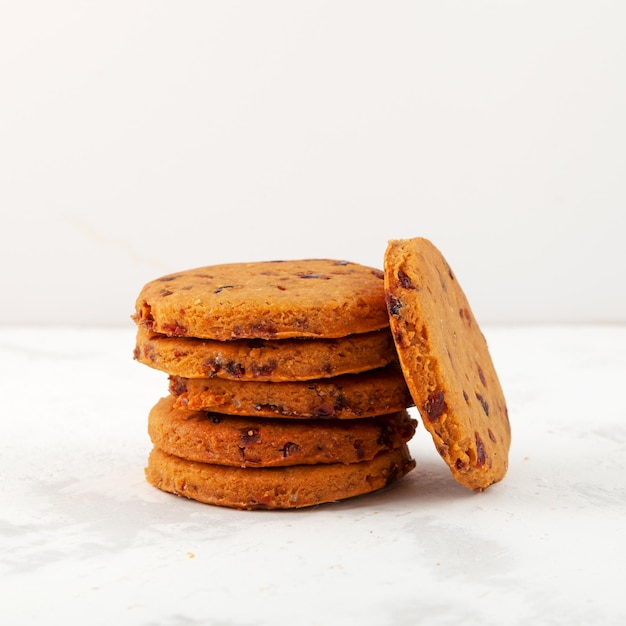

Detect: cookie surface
[145, 445, 415, 509]
[148, 396, 417, 467]
[384, 237, 511, 491]
[133, 259, 388, 340]
[169, 365, 413, 418]
[134, 325, 398, 381]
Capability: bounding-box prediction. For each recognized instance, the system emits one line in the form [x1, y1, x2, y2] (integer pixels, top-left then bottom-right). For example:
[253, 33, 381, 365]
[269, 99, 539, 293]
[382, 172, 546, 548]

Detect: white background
[1, 1, 625, 326]
[3, 5, 626, 624]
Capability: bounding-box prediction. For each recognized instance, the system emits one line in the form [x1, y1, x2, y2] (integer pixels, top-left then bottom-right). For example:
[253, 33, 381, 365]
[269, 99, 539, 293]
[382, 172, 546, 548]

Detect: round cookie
[134, 325, 398, 381]
[169, 365, 414, 418]
[148, 396, 417, 467]
[145, 445, 416, 509]
[133, 259, 389, 340]
[384, 237, 511, 491]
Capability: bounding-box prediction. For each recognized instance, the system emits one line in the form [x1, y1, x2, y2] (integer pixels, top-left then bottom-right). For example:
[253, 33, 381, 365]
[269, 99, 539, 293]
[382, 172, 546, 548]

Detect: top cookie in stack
[134, 259, 390, 341]
[132, 259, 417, 510]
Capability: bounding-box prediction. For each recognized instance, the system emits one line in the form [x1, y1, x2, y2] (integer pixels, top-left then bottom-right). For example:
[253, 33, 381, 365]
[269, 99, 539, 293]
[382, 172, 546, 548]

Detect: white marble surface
[1, 325, 625, 625]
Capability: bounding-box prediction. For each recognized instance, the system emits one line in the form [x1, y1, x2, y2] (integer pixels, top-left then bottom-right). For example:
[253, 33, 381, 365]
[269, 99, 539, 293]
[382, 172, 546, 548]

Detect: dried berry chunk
[158, 274, 183, 282]
[240, 428, 260, 445]
[254, 403, 283, 414]
[477, 363, 487, 387]
[377, 423, 394, 449]
[247, 322, 279, 337]
[352, 439, 365, 460]
[297, 272, 329, 279]
[397, 269, 417, 290]
[169, 377, 188, 396]
[224, 361, 245, 378]
[281, 442, 300, 458]
[250, 361, 277, 377]
[475, 432, 486, 468]
[475, 393, 489, 416]
[459, 308, 472, 325]
[423, 390, 446, 421]
[214, 285, 235, 294]
[386, 294, 403, 317]
[161, 321, 187, 337]
[202, 358, 222, 377]
[313, 403, 335, 417]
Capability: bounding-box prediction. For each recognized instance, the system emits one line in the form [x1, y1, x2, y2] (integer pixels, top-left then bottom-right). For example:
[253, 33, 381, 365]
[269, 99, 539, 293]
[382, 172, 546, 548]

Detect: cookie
[148, 396, 417, 467]
[133, 259, 389, 340]
[145, 445, 415, 509]
[134, 325, 398, 381]
[169, 365, 414, 418]
[384, 237, 511, 491]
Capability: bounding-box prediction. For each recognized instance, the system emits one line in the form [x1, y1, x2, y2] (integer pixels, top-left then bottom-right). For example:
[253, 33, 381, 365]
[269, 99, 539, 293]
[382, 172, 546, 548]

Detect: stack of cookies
[132, 259, 417, 509]
[133, 238, 513, 509]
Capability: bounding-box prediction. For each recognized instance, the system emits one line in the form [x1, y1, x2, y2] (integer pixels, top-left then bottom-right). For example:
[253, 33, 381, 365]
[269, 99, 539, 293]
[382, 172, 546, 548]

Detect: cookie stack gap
[132, 259, 416, 510]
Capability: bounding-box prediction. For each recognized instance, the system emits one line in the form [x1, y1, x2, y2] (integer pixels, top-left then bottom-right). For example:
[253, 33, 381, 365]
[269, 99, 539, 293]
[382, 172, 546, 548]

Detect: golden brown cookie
[134, 325, 398, 381]
[148, 396, 417, 467]
[133, 259, 388, 340]
[384, 237, 511, 491]
[145, 445, 415, 509]
[169, 365, 414, 418]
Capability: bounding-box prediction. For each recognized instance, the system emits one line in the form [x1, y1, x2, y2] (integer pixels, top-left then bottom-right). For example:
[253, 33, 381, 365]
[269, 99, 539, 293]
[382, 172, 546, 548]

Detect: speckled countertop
[1, 325, 625, 625]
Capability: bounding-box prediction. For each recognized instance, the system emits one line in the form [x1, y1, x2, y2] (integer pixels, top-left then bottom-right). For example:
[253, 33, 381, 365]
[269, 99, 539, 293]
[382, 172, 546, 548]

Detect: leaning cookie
[145, 445, 416, 509]
[134, 325, 398, 381]
[133, 259, 389, 340]
[384, 237, 511, 491]
[169, 365, 414, 418]
[148, 396, 417, 467]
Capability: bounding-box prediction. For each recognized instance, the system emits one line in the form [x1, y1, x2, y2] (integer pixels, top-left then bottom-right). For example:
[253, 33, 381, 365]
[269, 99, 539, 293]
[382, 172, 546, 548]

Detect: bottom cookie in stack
[145, 397, 417, 510]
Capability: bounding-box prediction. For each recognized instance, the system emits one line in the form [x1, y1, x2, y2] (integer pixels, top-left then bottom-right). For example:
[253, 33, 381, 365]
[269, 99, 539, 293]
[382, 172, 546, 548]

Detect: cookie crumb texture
[145, 445, 415, 509]
[384, 238, 511, 491]
[133, 259, 389, 340]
